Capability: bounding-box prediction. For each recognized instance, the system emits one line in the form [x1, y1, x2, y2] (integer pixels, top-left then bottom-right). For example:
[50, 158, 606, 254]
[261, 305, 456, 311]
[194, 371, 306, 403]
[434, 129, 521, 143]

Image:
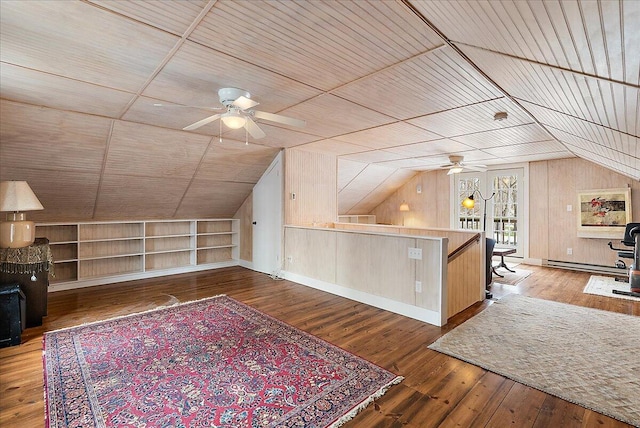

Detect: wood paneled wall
[284, 148, 337, 226]
[529, 161, 549, 261]
[529, 158, 640, 266]
[370, 169, 450, 228]
[283, 226, 450, 325]
[334, 222, 478, 257]
[368, 157, 638, 268]
[234, 192, 253, 262]
[334, 222, 484, 315]
[446, 239, 484, 316]
[284, 224, 484, 325]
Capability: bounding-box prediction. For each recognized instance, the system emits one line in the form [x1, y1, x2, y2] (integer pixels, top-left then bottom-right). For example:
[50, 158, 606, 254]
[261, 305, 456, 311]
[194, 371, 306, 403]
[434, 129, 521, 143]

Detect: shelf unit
[36, 219, 239, 291]
[337, 215, 376, 224]
[196, 220, 237, 265]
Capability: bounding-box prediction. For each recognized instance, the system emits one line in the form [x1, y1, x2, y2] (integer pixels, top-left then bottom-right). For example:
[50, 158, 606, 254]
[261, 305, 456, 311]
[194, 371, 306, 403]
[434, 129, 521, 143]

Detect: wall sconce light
[0, 181, 44, 248]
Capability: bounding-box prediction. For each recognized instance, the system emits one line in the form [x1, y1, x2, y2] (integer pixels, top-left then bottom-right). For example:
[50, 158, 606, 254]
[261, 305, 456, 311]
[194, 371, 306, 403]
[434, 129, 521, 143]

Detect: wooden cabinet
[36, 219, 239, 291]
[0, 238, 51, 327]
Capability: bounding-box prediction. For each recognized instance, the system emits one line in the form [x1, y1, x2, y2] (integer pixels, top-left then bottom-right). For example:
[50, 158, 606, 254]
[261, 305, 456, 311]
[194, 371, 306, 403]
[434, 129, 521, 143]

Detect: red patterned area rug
[43, 295, 402, 427]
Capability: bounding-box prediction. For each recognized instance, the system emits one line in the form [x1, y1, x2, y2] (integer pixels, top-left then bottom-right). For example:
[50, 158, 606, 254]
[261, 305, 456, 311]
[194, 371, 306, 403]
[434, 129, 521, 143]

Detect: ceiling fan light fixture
[221, 110, 246, 129]
[447, 166, 464, 175]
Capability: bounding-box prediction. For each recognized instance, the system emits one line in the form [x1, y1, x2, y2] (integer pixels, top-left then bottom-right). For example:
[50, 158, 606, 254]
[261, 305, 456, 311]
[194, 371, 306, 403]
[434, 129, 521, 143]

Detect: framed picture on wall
[577, 188, 632, 238]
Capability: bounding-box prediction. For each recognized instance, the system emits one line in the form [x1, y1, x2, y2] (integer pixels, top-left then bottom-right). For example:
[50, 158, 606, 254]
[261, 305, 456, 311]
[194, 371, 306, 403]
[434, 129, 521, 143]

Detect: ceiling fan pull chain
[219, 119, 222, 143]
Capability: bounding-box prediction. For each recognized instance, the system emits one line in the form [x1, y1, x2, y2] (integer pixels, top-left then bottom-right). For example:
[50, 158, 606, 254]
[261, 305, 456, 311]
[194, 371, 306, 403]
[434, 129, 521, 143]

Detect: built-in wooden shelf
[337, 215, 376, 224]
[36, 219, 239, 291]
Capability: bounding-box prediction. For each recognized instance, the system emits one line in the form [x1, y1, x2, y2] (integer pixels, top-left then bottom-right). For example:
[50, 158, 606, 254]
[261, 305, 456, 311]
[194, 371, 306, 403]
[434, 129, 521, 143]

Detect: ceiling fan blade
[465, 164, 487, 172]
[183, 114, 221, 131]
[233, 96, 259, 110]
[154, 103, 223, 111]
[245, 117, 266, 139]
[253, 110, 306, 128]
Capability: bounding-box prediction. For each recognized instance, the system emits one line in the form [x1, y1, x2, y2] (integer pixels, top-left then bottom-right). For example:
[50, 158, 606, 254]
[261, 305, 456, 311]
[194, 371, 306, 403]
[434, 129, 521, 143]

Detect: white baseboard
[238, 259, 254, 270]
[48, 261, 239, 292]
[281, 271, 446, 326]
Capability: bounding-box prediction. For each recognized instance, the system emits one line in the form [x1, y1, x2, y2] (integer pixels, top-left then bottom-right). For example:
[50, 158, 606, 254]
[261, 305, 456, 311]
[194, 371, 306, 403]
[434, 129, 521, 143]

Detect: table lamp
[0, 181, 44, 248]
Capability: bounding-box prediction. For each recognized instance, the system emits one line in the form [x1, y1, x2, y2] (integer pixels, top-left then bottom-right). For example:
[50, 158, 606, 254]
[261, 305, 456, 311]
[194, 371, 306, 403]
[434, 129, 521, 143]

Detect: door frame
[252, 151, 284, 275]
[450, 163, 529, 258]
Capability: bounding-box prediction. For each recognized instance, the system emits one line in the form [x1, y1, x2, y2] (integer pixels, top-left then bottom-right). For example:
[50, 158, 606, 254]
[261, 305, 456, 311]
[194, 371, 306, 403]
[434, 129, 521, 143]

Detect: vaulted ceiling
[1, 0, 637, 221]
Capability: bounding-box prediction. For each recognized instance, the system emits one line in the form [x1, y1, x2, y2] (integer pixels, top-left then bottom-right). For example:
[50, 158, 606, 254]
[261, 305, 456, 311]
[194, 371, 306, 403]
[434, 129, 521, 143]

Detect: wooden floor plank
[0, 265, 637, 427]
[485, 382, 547, 427]
[533, 395, 588, 428]
[438, 372, 514, 428]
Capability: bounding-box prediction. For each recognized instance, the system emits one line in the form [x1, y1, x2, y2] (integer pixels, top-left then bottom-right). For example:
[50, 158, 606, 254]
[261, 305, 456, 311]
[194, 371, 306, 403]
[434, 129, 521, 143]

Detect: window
[454, 168, 525, 256]
[491, 173, 519, 247]
[458, 176, 481, 230]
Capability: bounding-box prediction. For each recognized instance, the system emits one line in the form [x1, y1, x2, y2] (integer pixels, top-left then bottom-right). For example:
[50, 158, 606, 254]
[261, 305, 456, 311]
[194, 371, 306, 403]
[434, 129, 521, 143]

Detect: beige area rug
[428, 294, 640, 426]
[491, 266, 532, 286]
[584, 275, 640, 301]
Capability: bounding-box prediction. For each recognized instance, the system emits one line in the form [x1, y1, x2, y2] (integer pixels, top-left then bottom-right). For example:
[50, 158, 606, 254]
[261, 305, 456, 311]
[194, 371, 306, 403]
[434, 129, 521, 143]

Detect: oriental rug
[428, 294, 640, 426]
[584, 275, 640, 301]
[43, 295, 402, 428]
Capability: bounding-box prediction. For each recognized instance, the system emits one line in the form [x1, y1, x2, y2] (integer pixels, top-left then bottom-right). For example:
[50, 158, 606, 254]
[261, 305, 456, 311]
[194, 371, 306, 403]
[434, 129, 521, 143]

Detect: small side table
[492, 247, 516, 278]
[0, 238, 53, 328]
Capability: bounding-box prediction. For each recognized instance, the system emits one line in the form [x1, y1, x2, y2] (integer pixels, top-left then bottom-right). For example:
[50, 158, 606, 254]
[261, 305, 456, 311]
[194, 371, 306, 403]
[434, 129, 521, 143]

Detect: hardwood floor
[1, 265, 638, 427]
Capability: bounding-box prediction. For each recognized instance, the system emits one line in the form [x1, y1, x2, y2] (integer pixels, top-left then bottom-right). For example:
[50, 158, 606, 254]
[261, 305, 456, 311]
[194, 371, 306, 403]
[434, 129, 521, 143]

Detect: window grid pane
[458, 178, 480, 230]
[492, 175, 518, 246]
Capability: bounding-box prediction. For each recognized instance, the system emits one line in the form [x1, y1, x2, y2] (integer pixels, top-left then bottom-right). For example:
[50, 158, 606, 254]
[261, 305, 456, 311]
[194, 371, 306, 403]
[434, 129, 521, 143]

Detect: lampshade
[399, 202, 410, 212]
[0, 181, 44, 248]
[0, 181, 44, 212]
[447, 166, 464, 175]
[462, 195, 475, 209]
[221, 110, 247, 129]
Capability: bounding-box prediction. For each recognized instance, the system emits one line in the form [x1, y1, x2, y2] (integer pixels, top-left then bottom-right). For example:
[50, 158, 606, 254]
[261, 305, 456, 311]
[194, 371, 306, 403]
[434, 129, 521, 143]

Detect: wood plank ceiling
[0, 0, 637, 220]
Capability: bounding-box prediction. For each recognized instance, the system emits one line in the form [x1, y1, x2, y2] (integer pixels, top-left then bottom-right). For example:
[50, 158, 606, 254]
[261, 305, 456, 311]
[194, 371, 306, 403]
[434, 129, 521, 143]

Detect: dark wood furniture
[492, 247, 516, 278]
[0, 238, 52, 328]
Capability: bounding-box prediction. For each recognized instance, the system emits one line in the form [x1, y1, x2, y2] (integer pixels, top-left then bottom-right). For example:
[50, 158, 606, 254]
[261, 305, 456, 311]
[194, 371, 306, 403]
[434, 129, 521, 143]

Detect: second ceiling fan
[179, 87, 306, 139]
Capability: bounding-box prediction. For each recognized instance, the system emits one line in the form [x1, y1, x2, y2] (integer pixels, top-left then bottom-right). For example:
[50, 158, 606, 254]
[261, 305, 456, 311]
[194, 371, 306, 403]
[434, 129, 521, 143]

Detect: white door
[252, 153, 283, 275]
[454, 168, 525, 256]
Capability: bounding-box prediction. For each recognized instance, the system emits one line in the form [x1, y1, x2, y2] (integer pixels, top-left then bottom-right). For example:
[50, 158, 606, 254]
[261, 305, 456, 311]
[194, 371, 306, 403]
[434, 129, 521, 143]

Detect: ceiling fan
[164, 88, 306, 139]
[440, 155, 487, 175]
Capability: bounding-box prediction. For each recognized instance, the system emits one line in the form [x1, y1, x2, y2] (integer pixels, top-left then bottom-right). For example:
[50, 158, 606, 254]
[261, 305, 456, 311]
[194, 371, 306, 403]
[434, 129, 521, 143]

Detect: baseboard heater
[545, 260, 622, 276]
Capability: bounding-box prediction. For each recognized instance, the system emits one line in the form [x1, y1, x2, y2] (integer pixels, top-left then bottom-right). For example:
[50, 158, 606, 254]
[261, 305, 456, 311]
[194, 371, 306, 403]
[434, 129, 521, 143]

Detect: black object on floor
[0, 283, 26, 348]
[612, 289, 640, 298]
